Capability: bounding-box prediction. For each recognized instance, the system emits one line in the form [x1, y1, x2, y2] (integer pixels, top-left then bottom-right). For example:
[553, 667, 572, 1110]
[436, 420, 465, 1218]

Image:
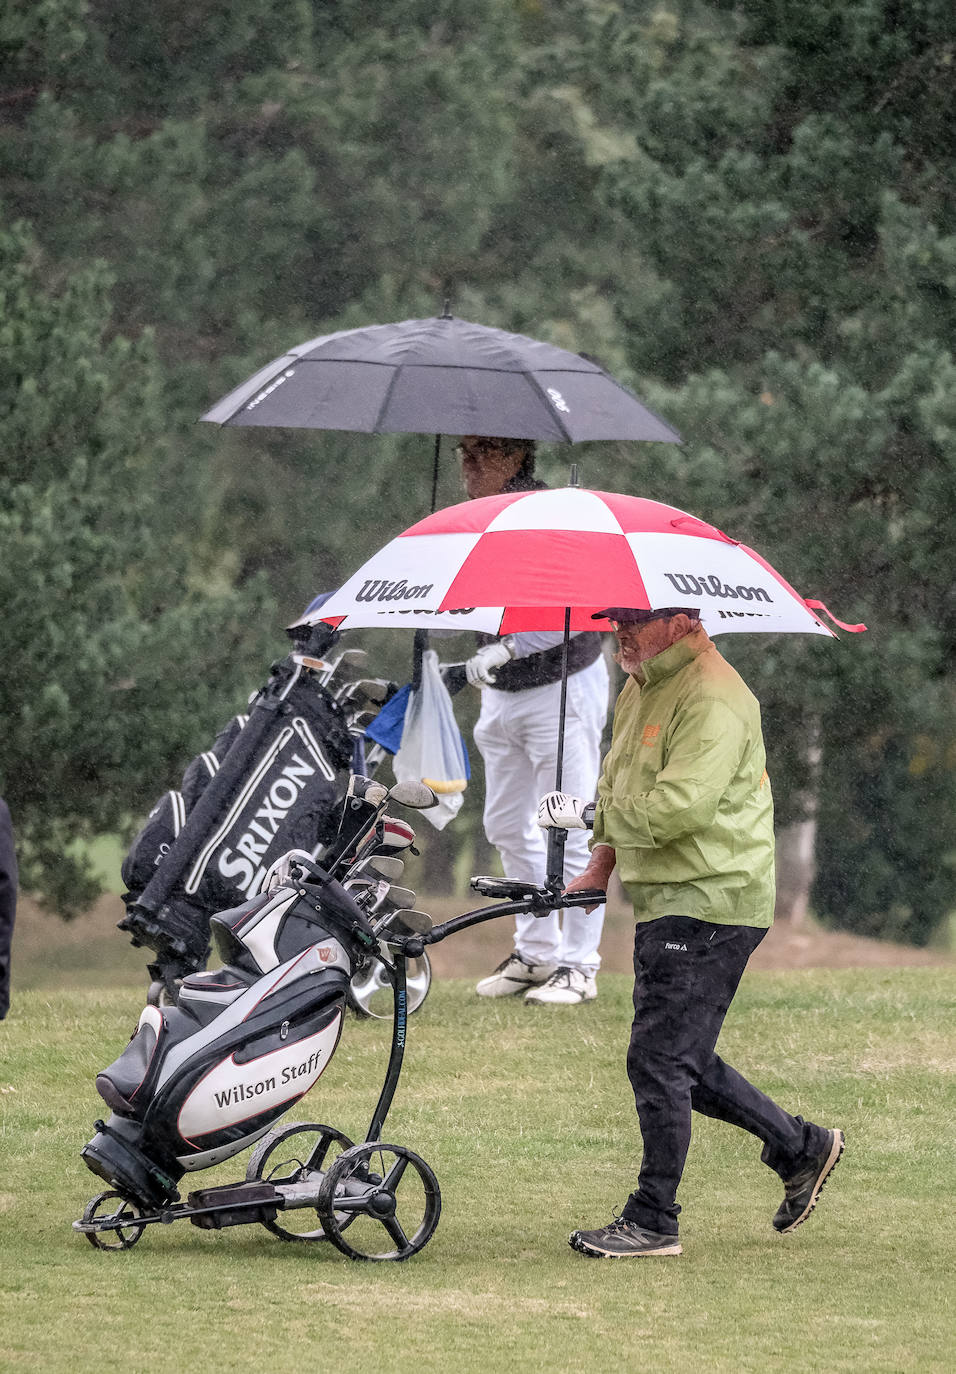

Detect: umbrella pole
[412, 434, 443, 693]
[546, 458, 580, 891]
[546, 607, 572, 893]
[430, 433, 441, 512]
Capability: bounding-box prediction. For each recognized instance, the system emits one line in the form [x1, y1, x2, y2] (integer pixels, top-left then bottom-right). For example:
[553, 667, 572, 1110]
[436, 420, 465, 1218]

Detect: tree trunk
[774, 723, 821, 926]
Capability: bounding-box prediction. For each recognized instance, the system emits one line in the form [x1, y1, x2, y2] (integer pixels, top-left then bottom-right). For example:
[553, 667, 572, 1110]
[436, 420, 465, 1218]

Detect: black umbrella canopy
[200, 313, 681, 444]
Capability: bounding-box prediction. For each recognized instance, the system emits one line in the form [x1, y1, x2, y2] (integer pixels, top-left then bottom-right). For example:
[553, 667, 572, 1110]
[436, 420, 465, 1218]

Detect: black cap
[591, 607, 700, 624]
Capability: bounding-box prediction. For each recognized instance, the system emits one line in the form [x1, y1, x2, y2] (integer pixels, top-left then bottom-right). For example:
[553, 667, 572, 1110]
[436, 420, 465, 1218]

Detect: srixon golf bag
[83, 780, 430, 1213]
[118, 619, 394, 992]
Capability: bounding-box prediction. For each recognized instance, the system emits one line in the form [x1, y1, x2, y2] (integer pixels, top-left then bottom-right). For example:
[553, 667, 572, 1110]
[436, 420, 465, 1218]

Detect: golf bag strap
[474, 631, 602, 692]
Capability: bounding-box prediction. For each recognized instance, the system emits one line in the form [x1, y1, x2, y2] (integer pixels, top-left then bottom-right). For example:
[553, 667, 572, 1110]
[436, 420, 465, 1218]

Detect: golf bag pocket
[120, 718, 242, 897]
[206, 883, 356, 979]
[84, 943, 353, 1206]
[121, 791, 186, 896]
[176, 969, 256, 1024]
[96, 1005, 168, 1117]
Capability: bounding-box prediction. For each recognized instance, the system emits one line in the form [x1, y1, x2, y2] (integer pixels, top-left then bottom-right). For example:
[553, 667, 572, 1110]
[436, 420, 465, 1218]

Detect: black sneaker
[569, 1216, 682, 1258]
[773, 1128, 845, 1233]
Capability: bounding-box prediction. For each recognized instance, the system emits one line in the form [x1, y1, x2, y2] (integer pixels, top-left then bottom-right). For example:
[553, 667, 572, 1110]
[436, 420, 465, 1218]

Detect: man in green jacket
[538, 606, 844, 1258]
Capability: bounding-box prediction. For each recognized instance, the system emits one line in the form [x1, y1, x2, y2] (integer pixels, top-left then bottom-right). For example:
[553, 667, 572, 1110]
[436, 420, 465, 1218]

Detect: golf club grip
[561, 889, 607, 907]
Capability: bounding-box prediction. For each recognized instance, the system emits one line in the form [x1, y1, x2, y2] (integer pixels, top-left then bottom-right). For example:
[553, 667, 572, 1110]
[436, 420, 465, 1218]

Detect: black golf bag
[118, 620, 395, 991]
[84, 781, 432, 1212]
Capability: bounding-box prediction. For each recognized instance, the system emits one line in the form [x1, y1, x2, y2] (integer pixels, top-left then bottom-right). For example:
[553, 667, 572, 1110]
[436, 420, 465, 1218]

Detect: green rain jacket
[591, 626, 775, 927]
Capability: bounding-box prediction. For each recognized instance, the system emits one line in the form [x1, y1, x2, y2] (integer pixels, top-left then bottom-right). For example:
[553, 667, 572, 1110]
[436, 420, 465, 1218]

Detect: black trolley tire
[315, 1141, 441, 1262]
[245, 1121, 355, 1242]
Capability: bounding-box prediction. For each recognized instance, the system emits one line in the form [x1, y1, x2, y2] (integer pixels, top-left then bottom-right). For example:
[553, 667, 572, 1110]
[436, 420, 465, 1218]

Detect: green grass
[1, 970, 954, 1372]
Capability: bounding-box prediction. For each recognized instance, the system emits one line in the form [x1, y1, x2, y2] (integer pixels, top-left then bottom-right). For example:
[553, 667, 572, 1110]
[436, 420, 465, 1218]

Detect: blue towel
[365, 684, 412, 755]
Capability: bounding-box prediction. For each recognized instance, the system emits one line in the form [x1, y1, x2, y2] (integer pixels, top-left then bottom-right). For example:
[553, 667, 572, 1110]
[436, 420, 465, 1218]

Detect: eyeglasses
[609, 617, 662, 632]
[456, 439, 514, 460]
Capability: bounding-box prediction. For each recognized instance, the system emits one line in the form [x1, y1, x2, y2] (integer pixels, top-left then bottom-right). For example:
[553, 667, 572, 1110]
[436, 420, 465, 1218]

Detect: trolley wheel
[80, 1190, 146, 1251]
[347, 949, 432, 1020]
[316, 1142, 441, 1262]
[245, 1122, 354, 1242]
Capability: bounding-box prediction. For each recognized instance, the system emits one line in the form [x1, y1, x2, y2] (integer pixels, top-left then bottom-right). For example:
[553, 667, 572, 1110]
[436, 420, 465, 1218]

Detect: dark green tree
[0, 220, 274, 913]
[577, 0, 956, 940]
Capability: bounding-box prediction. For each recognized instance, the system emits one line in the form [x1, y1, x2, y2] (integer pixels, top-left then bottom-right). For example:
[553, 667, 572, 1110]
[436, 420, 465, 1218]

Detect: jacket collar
[641, 625, 712, 686]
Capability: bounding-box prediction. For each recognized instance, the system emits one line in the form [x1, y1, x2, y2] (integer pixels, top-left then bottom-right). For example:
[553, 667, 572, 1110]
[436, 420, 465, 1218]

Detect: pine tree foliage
[0, 221, 273, 912]
[0, 0, 952, 938]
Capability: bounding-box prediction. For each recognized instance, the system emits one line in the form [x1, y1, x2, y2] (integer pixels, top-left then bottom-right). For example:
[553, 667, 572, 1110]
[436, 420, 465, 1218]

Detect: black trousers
[621, 915, 827, 1236]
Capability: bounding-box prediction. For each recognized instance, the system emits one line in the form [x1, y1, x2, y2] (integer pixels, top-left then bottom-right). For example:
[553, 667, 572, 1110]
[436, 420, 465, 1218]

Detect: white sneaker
[476, 952, 558, 998]
[525, 966, 597, 1005]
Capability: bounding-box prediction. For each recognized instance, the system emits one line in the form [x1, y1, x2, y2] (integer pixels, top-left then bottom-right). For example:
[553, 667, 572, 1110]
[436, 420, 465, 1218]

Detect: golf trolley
[74, 775, 604, 1261]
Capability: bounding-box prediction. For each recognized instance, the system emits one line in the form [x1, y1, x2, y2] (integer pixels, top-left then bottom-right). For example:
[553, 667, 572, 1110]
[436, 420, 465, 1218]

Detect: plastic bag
[393, 650, 470, 830]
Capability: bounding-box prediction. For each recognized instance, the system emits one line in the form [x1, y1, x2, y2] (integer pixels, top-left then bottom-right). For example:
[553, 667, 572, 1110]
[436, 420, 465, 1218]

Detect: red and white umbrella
[311, 486, 864, 638]
[311, 485, 864, 887]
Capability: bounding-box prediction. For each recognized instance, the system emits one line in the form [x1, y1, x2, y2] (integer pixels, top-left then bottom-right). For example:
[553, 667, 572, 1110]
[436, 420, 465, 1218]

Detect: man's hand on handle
[562, 844, 616, 914]
[537, 791, 596, 831]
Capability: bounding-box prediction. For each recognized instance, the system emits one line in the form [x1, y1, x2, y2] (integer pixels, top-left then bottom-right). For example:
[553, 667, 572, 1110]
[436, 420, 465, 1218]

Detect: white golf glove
[537, 791, 596, 830]
[465, 638, 515, 687]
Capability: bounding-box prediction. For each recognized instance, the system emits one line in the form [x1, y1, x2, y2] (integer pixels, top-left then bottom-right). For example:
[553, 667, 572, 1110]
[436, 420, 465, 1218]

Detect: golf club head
[352, 678, 392, 703]
[346, 775, 389, 806]
[346, 709, 379, 733]
[388, 781, 438, 810]
[336, 678, 392, 705]
[392, 910, 433, 935]
[361, 855, 406, 882]
[381, 885, 417, 912]
[319, 647, 368, 687]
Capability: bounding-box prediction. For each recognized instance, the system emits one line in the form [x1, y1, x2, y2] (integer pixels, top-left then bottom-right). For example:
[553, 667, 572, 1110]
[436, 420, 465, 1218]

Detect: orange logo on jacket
[642, 724, 661, 746]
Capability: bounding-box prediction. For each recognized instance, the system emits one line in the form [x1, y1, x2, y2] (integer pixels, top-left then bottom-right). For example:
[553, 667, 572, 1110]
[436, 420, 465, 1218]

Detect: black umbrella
[201, 310, 680, 442]
[203, 308, 682, 739]
[201, 309, 681, 504]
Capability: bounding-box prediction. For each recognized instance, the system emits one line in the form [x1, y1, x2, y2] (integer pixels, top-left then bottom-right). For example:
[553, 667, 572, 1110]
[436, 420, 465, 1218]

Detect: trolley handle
[387, 887, 607, 958]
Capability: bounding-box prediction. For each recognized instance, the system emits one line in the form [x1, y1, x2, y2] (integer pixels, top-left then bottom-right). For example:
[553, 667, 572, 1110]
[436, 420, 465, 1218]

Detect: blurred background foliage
[1, 0, 953, 939]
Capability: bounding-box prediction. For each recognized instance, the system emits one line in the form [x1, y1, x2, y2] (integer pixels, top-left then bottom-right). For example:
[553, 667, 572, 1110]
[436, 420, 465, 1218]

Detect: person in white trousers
[452, 436, 610, 1005]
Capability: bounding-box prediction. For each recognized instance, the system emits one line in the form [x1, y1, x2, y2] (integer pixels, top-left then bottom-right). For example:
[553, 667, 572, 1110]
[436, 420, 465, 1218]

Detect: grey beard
[613, 647, 646, 685]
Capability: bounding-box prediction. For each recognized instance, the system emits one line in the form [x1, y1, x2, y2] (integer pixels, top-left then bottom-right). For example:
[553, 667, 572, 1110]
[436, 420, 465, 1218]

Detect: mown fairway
[1, 968, 953, 1373]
